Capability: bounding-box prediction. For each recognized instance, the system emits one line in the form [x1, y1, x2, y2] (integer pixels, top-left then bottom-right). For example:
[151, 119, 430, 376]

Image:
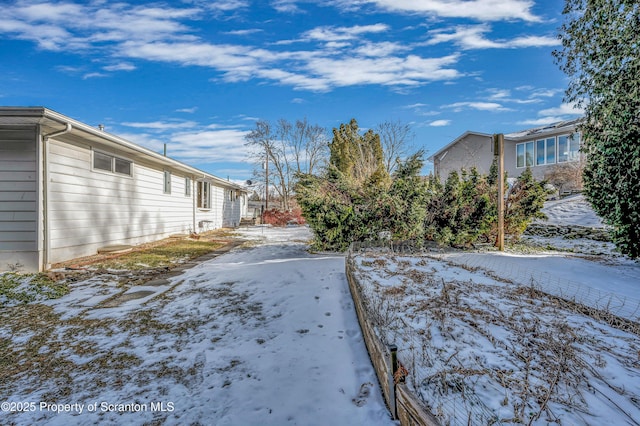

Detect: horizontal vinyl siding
[222, 189, 243, 228]
[0, 127, 38, 252]
[47, 140, 220, 263]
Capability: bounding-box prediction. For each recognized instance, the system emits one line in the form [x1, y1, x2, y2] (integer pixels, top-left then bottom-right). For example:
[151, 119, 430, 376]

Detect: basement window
[93, 150, 133, 176]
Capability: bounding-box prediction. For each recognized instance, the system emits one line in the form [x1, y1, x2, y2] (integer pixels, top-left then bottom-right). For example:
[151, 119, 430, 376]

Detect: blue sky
[0, 0, 582, 182]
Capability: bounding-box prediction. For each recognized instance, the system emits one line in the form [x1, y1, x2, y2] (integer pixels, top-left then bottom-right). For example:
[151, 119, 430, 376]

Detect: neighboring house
[429, 119, 583, 185]
[0, 107, 248, 272]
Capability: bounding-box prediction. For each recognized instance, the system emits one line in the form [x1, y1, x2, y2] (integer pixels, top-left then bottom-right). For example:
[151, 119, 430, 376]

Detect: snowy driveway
[1, 226, 394, 426]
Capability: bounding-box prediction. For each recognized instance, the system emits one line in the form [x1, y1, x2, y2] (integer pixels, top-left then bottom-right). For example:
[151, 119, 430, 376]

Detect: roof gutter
[41, 123, 73, 270]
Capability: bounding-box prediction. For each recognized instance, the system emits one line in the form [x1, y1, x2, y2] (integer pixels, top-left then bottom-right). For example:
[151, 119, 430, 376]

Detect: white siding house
[0, 107, 247, 272]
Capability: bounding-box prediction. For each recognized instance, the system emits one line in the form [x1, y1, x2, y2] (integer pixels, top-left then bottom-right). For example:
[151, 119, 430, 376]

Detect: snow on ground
[536, 194, 605, 228]
[436, 251, 640, 322]
[0, 226, 394, 426]
[351, 251, 640, 425]
[345, 195, 640, 425]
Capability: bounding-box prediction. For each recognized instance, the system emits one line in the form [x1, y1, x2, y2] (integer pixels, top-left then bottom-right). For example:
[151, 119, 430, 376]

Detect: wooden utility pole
[264, 148, 269, 212]
[493, 134, 505, 251]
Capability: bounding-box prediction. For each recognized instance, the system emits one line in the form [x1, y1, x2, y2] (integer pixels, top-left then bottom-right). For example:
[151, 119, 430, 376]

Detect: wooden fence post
[388, 344, 398, 419]
[493, 133, 505, 251]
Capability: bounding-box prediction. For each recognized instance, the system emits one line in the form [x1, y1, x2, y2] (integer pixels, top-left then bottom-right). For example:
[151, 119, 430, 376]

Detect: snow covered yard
[348, 195, 640, 425]
[351, 249, 640, 425]
[0, 226, 394, 426]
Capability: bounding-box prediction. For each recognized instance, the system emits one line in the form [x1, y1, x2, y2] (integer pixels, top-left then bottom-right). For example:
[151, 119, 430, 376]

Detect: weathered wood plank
[346, 250, 442, 426]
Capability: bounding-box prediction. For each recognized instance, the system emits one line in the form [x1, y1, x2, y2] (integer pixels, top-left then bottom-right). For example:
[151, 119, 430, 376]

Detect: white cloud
[302, 54, 461, 90]
[354, 41, 408, 57]
[508, 35, 560, 48]
[271, 0, 304, 13]
[443, 101, 510, 112]
[528, 88, 563, 98]
[176, 107, 198, 113]
[0, 2, 463, 91]
[103, 62, 136, 72]
[206, 0, 249, 12]
[168, 129, 251, 163]
[225, 29, 264, 36]
[426, 25, 501, 49]
[484, 88, 545, 104]
[403, 103, 428, 109]
[517, 116, 566, 126]
[82, 72, 107, 79]
[487, 89, 511, 100]
[334, 0, 540, 21]
[425, 25, 559, 50]
[303, 24, 389, 42]
[120, 124, 251, 164]
[538, 103, 584, 117]
[122, 120, 199, 130]
[429, 119, 451, 127]
[518, 102, 584, 126]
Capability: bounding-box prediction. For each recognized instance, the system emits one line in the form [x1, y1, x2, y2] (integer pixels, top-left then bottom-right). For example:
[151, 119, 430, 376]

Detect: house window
[93, 150, 133, 176]
[536, 139, 546, 166]
[569, 132, 580, 161]
[536, 137, 556, 166]
[526, 142, 534, 167]
[197, 181, 211, 209]
[517, 142, 534, 168]
[517, 144, 525, 168]
[185, 177, 191, 197]
[546, 137, 556, 164]
[164, 170, 171, 194]
[557, 133, 581, 163]
[115, 158, 132, 175]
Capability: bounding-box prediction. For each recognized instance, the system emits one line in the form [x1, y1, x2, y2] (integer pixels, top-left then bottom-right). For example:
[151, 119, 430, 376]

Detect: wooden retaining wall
[345, 252, 440, 426]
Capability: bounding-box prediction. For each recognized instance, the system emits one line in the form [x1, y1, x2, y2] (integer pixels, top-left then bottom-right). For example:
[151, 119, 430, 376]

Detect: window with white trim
[185, 177, 191, 197]
[197, 181, 211, 209]
[558, 132, 581, 162]
[93, 151, 133, 176]
[516, 141, 534, 168]
[517, 133, 580, 168]
[536, 137, 556, 166]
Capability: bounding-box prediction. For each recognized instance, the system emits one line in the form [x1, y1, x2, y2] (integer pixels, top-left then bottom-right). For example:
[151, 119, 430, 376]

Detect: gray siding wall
[435, 132, 579, 184]
[0, 127, 39, 271]
[47, 138, 221, 264]
[434, 134, 494, 179]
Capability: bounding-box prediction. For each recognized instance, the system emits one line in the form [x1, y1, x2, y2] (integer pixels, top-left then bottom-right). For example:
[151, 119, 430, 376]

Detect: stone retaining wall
[524, 223, 610, 241]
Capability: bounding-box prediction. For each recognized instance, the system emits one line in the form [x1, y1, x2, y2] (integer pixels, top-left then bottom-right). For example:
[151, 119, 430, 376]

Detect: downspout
[42, 123, 72, 270]
[192, 175, 196, 235]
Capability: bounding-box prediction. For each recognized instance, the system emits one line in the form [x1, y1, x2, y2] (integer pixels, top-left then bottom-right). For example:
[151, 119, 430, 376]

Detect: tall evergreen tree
[554, 0, 640, 258]
[329, 119, 389, 188]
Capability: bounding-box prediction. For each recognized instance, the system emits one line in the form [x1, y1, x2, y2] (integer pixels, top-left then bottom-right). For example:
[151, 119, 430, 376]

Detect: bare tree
[375, 120, 415, 174]
[244, 120, 278, 208]
[544, 160, 584, 197]
[290, 118, 327, 176]
[245, 118, 328, 211]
